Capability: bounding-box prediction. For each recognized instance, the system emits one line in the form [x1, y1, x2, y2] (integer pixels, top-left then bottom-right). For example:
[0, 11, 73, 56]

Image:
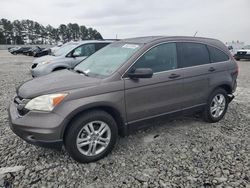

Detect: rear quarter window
[207, 45, 229, 63]
[177, 42, 210, 68]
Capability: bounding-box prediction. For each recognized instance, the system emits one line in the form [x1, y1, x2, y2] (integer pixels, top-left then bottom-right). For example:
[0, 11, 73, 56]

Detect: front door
[124, 42, 185, 123]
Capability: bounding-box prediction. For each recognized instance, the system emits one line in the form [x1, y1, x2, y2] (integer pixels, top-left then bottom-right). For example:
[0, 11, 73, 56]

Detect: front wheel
[64, 110, 118, 163]
[203, 88, 229, 123]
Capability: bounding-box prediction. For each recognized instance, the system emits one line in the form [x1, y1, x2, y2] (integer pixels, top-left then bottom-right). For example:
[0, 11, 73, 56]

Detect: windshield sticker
[122, 44, 139, 49]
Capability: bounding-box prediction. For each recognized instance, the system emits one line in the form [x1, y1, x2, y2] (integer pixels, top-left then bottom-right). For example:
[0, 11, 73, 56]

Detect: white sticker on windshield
[122, 44, 139, 49]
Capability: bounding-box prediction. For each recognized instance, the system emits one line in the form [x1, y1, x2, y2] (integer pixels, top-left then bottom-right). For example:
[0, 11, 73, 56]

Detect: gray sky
[0, 0, 250, 43]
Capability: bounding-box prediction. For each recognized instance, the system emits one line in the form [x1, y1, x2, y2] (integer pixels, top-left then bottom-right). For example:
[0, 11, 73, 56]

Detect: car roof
[67, 40, 113, 46]
[122, 36, 220, 44]
[121, 36, 228, 53]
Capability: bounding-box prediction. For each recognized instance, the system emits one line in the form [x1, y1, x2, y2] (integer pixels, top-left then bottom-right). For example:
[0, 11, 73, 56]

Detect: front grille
[237, 51, 247, 55]
[14, 96, 30, 116]
[31, 63, 38, 69]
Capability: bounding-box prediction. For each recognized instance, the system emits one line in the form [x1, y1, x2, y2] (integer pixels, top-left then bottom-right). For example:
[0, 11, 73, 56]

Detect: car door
[124, 42, 185, 123]
[176, 42, 211, 109]
[70, 44, 96, 67]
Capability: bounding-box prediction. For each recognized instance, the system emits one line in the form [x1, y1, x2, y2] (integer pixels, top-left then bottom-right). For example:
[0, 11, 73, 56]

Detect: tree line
[0, 18, 103, 45]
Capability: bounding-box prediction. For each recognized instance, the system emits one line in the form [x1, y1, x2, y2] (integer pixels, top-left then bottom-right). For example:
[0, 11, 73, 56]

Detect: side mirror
[127, 68, 153, 79]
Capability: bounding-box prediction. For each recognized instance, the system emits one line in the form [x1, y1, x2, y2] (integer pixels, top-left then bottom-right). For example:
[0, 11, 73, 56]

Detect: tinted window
[95, 43, 109, 51]
[131, 43, 177, 73]
[207, 46, 229, 63]
[177, 42, 210, 68]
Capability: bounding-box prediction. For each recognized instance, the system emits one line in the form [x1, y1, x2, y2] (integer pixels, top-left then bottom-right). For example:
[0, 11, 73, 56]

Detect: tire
[64, 110, 118, 163]
[203, 88, 229, 123]
[235, 58, 240, 61]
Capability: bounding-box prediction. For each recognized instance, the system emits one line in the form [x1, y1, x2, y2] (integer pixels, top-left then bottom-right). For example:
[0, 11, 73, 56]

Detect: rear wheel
[203, 88, 229, 123]
[64, 110, 118, 163]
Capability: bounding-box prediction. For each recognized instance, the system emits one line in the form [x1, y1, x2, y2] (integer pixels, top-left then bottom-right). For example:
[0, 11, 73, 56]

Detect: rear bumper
[8, 101, 64, 149]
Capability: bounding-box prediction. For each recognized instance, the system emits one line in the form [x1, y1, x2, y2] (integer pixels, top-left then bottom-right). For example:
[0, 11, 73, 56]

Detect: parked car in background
[23, 46, 44, 56]
[10, 47, 31, 55]
[234, 45, 250, 60]
[50, 43, 63, 54]
[33, 48, 51, 57]
[9, 47, 20, 53]
[8, 47, 15, 51]
[9, 36, 238, 163]
[31, 40, 111, 77]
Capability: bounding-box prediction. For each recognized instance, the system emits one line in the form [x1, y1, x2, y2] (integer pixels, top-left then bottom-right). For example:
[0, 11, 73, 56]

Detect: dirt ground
[0, 50, 249, 187]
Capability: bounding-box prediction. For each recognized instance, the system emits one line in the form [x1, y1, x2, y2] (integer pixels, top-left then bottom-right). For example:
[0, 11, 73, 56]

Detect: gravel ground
[0, 50, 249, 188]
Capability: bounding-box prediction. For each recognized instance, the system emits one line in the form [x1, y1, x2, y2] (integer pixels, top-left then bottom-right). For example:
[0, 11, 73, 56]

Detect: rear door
[176, 42, 211, 108]
[124, 42, 185, 123]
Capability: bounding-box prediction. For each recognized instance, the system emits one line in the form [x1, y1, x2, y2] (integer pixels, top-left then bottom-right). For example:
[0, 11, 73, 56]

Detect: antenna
[193, 31, 198, 37]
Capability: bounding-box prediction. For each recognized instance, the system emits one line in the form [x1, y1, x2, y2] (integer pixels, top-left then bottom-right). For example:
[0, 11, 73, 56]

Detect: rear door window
[177, 42, 210, 68]
[207, 45, 229, 63]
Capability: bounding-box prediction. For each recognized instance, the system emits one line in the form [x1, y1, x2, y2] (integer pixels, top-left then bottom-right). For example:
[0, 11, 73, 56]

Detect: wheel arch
[215, 83, 232, 94]
[52, 66, 68, 71]
[61, 104, 127, 140]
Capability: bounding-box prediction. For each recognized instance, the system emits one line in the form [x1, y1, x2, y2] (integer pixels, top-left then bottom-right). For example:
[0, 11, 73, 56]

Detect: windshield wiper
[74, 69, 89, 76]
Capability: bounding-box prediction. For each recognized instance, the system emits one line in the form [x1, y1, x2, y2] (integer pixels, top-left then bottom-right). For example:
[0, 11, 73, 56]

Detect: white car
[234, 45, 250, 61]
[31, 40, 112, 77]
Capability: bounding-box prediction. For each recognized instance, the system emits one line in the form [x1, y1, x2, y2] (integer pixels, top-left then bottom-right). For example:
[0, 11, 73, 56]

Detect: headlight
[25, 93, 67, 111]
[37, 61, 51, 67]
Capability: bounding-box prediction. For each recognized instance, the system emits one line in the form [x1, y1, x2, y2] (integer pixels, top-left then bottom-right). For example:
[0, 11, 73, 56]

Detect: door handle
[208, 67, 216, 72]
[169, 73, 180, 79]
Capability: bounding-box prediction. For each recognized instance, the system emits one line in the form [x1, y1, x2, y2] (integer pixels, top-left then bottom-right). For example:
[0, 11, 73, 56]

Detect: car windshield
[53, 43, 78, 56]
[74, 42, 142, 77]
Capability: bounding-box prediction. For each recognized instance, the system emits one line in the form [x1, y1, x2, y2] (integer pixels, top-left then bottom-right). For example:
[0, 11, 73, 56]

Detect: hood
[237, 49, 250, 52]
[32, 55, 63, 64]
[17, 69, 101, 99]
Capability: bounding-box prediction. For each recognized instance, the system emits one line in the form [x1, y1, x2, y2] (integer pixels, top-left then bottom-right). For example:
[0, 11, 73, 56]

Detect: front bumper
[31, 65, 52, 77]
[234, 54, 250, 60]
[8, 101, 64, 149]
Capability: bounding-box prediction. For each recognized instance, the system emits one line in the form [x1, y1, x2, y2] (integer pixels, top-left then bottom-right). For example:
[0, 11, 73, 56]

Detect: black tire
[235, 58, 240, 61]
[203, 88, 229, 123]
[64, 110, 118, 163]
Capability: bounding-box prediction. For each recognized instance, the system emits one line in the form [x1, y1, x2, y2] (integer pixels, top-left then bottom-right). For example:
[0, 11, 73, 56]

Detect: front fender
[54, 91, 126, 138]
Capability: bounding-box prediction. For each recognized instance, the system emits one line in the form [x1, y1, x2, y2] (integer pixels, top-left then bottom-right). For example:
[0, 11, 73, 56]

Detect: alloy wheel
[210, 94, 226, 118]
[76, 121, 111, 156]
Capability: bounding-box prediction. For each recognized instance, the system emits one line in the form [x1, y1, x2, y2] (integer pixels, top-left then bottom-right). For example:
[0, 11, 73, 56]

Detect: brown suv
[8, 36, 238, 163]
